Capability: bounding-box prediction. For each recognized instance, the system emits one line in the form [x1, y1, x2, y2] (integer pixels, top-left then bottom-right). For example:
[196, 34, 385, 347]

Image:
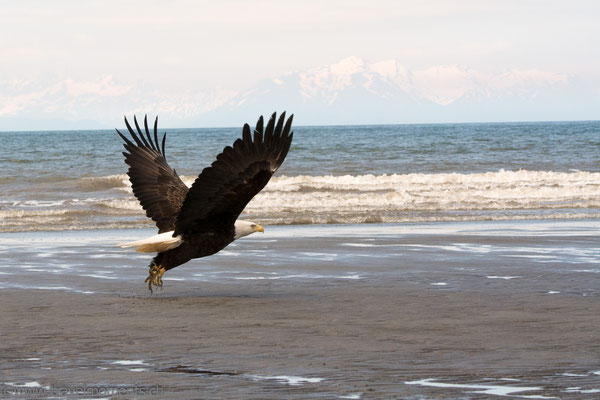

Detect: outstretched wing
[116, 115, 189, 233]
[174, 112, 294, 236]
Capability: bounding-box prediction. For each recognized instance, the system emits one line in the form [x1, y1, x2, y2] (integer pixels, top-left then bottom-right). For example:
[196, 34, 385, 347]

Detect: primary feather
[174, 112, 293, 236]
[116, 115, 188, 233]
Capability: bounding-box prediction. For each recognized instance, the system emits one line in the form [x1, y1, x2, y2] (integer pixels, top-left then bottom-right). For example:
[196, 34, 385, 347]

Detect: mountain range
[1, 56, 598, 130]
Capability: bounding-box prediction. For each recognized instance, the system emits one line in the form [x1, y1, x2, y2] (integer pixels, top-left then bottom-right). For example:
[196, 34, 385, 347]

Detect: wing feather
[174, 112, 294, 236]
[117, 115, 188, 233]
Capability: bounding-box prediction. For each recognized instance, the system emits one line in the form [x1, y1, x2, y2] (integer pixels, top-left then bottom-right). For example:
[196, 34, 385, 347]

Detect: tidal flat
[0, 221, 599, 399]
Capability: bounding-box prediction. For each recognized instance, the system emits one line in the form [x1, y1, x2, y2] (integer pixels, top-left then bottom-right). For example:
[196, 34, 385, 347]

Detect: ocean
[1, 120, 598, 232]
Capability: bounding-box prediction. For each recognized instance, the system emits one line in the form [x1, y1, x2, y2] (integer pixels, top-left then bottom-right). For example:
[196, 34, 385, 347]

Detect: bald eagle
[116, 112, 294, 291]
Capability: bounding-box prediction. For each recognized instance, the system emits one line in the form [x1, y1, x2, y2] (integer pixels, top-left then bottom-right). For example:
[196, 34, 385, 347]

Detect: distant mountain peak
[0, 56, 595, 130]
[329, 56, 365, 75]
[199, 57, 592, 126]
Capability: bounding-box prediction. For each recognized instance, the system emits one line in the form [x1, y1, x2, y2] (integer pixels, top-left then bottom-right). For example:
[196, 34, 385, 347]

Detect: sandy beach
[1, 221, 599, 398]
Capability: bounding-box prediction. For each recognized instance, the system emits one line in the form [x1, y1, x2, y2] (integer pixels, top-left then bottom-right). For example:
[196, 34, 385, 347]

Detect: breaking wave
[1, 170, 599, 232]
[77, 174, 132, 191]
[255, 170, 600, 209]
[242, 170, 600, 224]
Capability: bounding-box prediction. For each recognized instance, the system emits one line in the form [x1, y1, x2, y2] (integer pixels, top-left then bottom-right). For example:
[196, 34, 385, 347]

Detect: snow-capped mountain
[1, 56, 597, 130]
[198, 56, 596, 126]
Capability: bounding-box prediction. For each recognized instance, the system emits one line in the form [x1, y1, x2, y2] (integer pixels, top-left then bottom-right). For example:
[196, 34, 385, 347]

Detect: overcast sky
[1, 0, 599, 128]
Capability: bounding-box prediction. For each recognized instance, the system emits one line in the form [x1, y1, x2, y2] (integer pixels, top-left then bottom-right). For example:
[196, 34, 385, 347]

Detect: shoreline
[2, 216, 599, 237]
[1, 219, 598, 398]
[2, 212, 600, 235]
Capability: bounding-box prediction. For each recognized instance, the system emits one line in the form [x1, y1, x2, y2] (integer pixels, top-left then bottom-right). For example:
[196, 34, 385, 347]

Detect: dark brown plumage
[116, 112, 294, 291]
[117, 116, 188, 234]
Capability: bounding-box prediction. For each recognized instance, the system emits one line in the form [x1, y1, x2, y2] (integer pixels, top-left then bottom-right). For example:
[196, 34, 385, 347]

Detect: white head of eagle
[234, 220, 264, 240]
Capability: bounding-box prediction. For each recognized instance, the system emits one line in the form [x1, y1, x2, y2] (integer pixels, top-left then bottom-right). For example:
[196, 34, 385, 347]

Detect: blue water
[2, 120, 599, 179]
[0, 120, 599, 231]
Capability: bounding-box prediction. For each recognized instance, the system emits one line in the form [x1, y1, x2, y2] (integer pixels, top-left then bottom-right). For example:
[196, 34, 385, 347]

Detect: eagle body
[153, 229, 233, 271]
[116, 112, 294, 290]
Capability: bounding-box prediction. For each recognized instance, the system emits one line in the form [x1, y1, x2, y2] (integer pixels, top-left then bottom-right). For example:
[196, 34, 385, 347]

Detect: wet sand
[0, 221, 599, 398]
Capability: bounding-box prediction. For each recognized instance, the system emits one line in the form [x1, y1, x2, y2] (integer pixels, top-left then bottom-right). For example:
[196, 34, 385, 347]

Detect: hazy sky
[1, 0, 599, 128]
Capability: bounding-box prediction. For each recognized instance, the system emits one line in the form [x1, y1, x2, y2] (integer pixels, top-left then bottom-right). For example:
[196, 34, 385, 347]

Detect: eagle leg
[144, 264, 166, 292]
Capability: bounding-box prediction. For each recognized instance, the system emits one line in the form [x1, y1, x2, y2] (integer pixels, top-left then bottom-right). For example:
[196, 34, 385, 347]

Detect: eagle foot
[144, 264, 166, 292]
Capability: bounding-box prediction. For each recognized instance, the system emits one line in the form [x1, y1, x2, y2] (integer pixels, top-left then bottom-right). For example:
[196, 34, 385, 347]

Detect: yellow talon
[145, 264, 166, 292]
[156, 267, 166, 289]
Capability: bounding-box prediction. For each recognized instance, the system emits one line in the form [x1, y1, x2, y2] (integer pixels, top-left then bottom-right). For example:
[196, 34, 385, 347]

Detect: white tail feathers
[118, 231, 182, 253]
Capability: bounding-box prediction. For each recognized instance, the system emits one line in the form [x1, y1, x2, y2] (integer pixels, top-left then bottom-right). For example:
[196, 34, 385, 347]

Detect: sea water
[0, 120, 598, 232]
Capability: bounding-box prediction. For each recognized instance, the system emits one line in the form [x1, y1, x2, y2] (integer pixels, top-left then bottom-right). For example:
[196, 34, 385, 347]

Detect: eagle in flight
[116, 112, 294, 291]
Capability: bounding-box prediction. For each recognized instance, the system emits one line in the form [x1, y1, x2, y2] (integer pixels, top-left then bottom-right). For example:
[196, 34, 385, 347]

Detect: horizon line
[1, 118, 599, 133]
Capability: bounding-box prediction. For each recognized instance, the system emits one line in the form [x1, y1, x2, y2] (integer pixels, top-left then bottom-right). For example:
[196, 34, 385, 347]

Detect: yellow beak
[255, 224, 264, 233]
